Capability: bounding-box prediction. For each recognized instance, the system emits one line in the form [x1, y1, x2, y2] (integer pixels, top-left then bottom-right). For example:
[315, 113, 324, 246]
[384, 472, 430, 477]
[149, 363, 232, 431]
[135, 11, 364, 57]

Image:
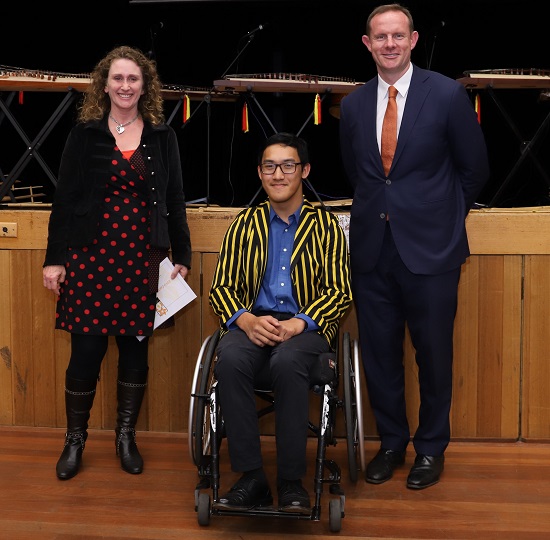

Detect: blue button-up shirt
[227, 206, 318, 332]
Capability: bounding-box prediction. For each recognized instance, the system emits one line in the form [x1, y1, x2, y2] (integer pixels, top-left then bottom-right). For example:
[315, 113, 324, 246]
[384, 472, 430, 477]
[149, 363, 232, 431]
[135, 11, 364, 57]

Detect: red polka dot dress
[55, 145, 166, 337]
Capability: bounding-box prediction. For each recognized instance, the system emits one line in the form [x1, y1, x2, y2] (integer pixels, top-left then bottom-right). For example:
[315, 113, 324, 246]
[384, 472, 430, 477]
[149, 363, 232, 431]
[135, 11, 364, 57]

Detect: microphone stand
[427, 34, 438, 70]
[426, 22, 445, 70]
[184, 32, 261, 205]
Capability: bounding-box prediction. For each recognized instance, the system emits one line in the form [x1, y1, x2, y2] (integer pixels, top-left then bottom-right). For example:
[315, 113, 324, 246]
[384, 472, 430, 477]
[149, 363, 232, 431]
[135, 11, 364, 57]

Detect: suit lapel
[393, 67, 431, 169]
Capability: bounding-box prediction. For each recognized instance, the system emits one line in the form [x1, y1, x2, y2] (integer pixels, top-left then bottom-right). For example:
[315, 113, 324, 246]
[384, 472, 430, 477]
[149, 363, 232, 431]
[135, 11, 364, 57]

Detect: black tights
[66, 333, 149, 381]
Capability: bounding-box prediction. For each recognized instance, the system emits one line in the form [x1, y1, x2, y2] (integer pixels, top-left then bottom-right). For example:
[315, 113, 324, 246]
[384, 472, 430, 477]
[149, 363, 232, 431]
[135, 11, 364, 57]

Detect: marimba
[213, 72, 363, 94]
[0, 65, 232, 101]
[457, 68, 550, 90]
[458, 68, 550, 206]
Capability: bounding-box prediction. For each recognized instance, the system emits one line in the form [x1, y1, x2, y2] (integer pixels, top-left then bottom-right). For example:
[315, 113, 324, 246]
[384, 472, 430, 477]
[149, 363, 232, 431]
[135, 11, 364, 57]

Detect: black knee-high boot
[115, 367, 148, 474]
[56, 374, 97, 480]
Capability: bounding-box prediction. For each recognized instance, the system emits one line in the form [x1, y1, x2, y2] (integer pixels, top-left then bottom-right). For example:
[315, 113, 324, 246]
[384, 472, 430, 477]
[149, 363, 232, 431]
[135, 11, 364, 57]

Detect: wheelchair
[188, 329, 365, 533]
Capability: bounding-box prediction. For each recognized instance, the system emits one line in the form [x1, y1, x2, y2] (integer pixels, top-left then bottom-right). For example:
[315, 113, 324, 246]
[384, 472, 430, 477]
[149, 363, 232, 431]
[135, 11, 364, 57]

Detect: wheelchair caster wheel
[329, 497, 342, 532]
[197, 492, 211, 526]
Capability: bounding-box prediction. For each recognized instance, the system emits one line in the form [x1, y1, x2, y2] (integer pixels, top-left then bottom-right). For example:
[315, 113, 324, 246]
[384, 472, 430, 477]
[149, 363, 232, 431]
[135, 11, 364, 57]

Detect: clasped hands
[237, 312, 307, 347]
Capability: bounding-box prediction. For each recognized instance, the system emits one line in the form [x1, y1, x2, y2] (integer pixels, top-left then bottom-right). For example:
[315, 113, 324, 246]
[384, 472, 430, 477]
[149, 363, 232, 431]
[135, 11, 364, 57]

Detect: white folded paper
[137, 257, 197, 340]
[155, 257, 197, 328]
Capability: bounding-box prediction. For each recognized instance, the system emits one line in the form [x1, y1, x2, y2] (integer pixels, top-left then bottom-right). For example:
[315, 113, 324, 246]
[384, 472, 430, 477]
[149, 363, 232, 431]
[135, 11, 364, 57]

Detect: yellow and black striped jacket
[209, 199, 352, 349]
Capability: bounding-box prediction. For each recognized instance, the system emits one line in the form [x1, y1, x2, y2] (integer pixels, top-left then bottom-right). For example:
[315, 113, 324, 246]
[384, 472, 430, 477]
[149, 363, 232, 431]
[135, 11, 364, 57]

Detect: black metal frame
[0, 89, 79, 202]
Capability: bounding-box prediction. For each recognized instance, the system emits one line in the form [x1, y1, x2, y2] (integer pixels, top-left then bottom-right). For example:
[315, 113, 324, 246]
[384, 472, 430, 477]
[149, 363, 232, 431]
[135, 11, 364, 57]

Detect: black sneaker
[278, 479, 311, 514]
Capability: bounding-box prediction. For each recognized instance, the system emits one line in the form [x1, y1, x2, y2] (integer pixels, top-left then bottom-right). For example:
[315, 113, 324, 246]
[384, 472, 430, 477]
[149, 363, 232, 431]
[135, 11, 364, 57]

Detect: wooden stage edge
[2, 204, 550, 255]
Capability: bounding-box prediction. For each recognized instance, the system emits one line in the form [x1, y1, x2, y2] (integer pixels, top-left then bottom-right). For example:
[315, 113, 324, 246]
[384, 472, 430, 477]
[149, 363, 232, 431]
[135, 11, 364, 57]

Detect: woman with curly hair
[42, 45, 192, 480]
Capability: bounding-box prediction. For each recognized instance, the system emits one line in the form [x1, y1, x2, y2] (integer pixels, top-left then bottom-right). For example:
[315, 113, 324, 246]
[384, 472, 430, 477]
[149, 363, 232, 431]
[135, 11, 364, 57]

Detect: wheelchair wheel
[352, 337, 366, 473]
[329, 498, 343, 533]
[197, 492, 211, 526]
[342, 332, 364, 482]
[188, 331, 220, 466]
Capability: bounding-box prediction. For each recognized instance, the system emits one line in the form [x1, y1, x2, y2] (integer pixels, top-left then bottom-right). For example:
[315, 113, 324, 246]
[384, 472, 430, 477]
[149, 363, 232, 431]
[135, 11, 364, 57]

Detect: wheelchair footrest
[211, 504, 314, 520]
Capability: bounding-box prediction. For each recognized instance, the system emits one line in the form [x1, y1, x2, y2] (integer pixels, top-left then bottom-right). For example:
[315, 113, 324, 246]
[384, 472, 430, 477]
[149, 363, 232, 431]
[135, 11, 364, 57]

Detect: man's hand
[278, 318, 307, 341]
[236, 313, 307, 347]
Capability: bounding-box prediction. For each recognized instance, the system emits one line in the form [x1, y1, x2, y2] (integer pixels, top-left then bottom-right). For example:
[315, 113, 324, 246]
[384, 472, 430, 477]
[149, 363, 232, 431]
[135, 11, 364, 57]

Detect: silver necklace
[109, 113, 139, 134]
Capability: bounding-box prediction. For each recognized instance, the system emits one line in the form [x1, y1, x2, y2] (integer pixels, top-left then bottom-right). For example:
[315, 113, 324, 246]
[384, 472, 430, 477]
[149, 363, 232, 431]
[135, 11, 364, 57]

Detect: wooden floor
[1, 426, 550, 539]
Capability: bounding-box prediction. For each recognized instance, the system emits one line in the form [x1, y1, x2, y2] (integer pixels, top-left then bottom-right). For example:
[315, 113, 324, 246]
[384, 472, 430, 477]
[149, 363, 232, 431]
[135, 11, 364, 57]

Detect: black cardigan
[43, 116, 192, 269]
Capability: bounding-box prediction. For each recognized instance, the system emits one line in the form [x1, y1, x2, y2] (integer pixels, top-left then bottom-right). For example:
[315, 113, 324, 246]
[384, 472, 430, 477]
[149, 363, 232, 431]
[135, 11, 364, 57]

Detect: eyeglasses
[260, 162, 302, 175]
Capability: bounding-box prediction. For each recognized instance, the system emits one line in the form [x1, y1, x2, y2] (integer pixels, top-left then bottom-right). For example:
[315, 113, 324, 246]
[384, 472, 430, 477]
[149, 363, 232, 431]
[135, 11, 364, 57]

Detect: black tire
[342, 332, 360, 483]
[189, 331, 220, 467]
[197, 492, 211, 526]
[188, 335, 211, 464]
[352, 338, 366, 473]
[329, 498, 342, 533]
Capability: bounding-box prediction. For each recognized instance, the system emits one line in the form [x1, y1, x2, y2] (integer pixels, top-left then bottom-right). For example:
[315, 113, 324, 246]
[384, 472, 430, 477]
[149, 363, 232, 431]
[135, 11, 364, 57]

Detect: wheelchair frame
[188, 330, 364, 533]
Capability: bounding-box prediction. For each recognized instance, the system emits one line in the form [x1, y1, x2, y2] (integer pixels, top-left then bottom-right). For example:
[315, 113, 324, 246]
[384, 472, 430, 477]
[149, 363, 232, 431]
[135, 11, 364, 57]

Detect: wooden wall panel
[452, 255, 521, 439]
[167, 251, 204, 433]
[31, 250, 57, 426]
[147, 251, 203, 433]
[0, 250, 13, 424]
[450, 256, 481, 437]
[11, 251, 35, 426]
[497, 255, 523, 436]
[0, 209, 545, 442]
[522, 255, 550, 440]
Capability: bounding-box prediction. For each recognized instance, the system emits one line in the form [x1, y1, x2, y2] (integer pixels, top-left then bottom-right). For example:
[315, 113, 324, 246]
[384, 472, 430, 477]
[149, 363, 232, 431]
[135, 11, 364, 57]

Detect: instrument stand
[245, 89, 332, 209]
[486, 86, 550, 207]
[183, 93, 211, 204]
[0, 88, 79, 202]
[182, 31, 261, 206]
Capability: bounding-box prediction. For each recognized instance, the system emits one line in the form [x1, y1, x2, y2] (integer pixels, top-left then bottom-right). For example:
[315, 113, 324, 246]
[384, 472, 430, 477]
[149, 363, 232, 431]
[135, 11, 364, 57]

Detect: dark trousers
[353, 223, 461, 456]
[214, 326, 330, 481]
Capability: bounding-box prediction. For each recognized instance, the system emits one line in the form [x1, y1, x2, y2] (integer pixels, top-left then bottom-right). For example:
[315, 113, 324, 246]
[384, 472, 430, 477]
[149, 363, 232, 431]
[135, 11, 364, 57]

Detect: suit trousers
[352, 222, 461, 456]
[214, 325, 330, 481]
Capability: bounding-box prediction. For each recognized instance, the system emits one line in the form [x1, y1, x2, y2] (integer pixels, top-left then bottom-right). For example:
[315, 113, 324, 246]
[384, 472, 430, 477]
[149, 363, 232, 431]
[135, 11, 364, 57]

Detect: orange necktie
[381, 85, 398, 176]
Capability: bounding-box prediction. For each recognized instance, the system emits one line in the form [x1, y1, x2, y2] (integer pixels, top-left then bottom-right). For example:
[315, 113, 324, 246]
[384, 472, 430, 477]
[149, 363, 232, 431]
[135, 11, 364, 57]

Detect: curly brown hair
[78, 45, 165, 125]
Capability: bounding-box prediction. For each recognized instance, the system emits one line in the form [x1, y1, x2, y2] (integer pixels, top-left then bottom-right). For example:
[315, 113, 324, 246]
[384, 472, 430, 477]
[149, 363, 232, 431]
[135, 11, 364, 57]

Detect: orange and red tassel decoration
[242, 102, 249, 133]
[313, 93, 321, 125]
[183, 94, 191, 123]
[18, 91, 24, 105]
[474, 93, 481, 124]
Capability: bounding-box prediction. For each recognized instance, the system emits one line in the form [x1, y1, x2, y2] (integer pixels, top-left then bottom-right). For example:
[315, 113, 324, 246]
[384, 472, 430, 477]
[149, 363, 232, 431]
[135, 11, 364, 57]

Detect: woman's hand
[171, 264, 189, 280]
[43, 265, 66, 296]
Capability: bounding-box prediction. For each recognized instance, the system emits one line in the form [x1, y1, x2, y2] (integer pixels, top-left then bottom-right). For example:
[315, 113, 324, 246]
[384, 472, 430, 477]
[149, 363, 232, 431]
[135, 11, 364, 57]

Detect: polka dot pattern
[55, 146, 163, 336]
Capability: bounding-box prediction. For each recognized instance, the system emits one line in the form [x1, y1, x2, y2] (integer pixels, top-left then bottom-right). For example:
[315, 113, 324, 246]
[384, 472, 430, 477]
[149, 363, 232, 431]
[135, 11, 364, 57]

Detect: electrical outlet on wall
[0, 223, 18, 237]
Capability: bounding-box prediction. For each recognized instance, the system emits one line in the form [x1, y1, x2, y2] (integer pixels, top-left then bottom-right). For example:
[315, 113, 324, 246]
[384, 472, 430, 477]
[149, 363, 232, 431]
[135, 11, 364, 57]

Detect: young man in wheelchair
[209, 132, 352, 514]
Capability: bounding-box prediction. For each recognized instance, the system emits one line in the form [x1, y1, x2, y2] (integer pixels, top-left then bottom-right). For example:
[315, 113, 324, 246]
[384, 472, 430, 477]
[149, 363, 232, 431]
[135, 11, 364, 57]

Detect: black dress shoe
[406, 454, 445, 490]
[215, 475, 273, 510]
[278, 479, 311, 514]
[365, 448, 406, 484]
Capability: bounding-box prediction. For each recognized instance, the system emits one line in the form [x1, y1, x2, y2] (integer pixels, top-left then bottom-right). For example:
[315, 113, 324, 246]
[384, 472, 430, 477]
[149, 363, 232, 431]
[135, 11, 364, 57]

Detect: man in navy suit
[339, 3, 489, 489]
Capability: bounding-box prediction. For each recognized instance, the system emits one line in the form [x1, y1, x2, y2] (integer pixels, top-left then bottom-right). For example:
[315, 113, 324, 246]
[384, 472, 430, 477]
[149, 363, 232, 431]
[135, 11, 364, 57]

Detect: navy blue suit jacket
[339, 65, 490, 275]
